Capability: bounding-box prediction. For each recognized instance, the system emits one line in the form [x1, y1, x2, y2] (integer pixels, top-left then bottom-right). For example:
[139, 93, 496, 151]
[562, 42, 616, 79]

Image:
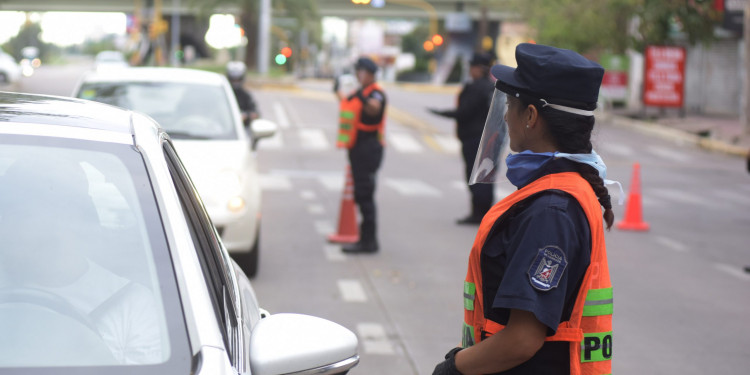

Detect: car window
[78, 82, 238, 141]
[162, 140, 243, 367]
[0, 135, 190, 374]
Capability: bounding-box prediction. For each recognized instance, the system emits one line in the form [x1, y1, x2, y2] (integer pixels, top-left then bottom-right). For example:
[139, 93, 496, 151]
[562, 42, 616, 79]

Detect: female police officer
[433, 43, 617, 374]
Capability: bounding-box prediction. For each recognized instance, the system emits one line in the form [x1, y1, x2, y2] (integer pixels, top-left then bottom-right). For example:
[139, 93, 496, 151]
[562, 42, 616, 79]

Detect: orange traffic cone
[617, 162, 650, 231]
[328, 165, 360, 243]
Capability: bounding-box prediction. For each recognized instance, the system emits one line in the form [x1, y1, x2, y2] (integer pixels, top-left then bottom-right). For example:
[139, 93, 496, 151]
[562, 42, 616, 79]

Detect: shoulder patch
[528, 246, 568, 291]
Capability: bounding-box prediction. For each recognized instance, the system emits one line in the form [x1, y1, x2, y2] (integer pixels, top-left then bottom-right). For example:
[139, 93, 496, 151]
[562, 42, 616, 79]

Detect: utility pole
[170, 0, 180, 66]
[257, 0, 271, 75]
[744, 1, 750, 135]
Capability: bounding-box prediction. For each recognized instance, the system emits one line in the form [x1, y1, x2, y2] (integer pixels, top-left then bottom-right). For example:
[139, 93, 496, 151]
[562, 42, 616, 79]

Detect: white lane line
[649, 188, 712, 208]
[318, 175, 344, 191]
[272, 101, 290, 129]
[299, 128, 330, 150]
[714, 189, 750, 206]
[308, 204, 325, 215]
[602, 143, 634, 157]
[259, 174, 292, 191]
[646, 145, 691, 163]
[314, 220, 334, 235]
[324, 244, 346, 262]
[451, 180, 467, 191]
[387, 132, 424, 153]
[300, 190, 316, 200]
[432, 134, 461, 154]
[384, 178, 442, 197]
[338, 279, 368, 302]
[714, 263, 750, 282]
[655, 236, 688, 252]
[357, 323, 395, 355]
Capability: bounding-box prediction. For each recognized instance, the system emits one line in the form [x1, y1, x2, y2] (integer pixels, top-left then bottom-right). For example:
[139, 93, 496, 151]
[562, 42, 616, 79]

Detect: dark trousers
[462, 137, 494, 218]
[348, 136, 383, 243]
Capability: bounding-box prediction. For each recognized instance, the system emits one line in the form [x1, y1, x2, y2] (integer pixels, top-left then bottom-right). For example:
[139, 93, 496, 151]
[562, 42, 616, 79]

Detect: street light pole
[744, 1, 750, 135]
[170, 0, 180, 66]
[258, 0, 271, 75]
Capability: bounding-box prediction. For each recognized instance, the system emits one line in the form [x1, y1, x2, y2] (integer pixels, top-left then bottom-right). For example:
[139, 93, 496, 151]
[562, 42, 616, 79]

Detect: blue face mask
[505, 151, 556, 187]
[505, 150, 625, 204]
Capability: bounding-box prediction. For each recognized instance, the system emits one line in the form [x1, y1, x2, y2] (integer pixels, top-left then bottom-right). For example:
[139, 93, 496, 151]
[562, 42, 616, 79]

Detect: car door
[162, 138, 249, 374]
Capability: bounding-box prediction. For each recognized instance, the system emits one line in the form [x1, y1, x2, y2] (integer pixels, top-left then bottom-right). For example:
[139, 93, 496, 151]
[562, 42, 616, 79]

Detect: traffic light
[275, 54, 287, 65]
[431, 34, 443, 46]
[280, 47, 292, 58]
[423, 40, 434, 52]
[351, 0, 371, 4]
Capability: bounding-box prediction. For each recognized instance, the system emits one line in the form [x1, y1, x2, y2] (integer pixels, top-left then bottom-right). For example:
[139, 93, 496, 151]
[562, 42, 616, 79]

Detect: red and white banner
[643, 46, 686, 108]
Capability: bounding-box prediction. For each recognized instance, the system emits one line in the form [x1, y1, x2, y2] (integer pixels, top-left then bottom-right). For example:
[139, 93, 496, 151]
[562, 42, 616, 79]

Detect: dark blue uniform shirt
[481, 158, 591, 374]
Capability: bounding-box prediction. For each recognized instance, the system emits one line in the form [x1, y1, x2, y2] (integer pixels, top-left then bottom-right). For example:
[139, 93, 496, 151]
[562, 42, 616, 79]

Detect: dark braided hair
[516, 96, 615, 230]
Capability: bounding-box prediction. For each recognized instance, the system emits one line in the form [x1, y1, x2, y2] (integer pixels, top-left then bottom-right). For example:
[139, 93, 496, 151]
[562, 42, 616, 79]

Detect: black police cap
[491, 43, 604, 106]
[355, 57, 378, 74]
[469, 52, 493, 67]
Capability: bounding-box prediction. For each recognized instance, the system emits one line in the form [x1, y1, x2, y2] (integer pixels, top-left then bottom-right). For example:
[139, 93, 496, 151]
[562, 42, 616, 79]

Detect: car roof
[0, 91, 134, 135]
[80, 67, 227, 86]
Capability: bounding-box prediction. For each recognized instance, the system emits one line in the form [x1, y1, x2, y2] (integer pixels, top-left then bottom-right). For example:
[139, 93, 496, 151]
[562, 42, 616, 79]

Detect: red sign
[643, 46, 686, 108]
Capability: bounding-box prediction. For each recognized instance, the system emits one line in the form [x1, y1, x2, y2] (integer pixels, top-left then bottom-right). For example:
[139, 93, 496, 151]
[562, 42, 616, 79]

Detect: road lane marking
[338, 279, 368, 302]
[650, 188, 712, 208]
[324, 244, 346, 262]
[431, 134, 461, 154]
[356, 323, 395, 355]
[308, 204, 325, 215]
[714, 189, 750, 206]
[318, 175, 344, 191]
[714, 263, 750, 282]
[259, 174, 292, 191]
[384, 178, 442, 197]
[314, 220, 334, 235]
[602, 143, 634, 157]
[298, 128, 330, 150]
[300, 190, 316, 200]
[646, 145, 691, 163]
[272, 101, 290, 128]
[387, 132, 424, 153]
[655, 236, 689, 252]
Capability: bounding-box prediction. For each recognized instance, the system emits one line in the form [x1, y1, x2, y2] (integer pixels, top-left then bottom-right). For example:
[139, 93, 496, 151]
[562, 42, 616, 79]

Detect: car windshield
[78, 81, 238, 140]
[0, 135, 190, 374]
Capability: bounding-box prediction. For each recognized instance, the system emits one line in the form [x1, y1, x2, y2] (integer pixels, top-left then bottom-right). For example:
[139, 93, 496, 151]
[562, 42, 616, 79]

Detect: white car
[0, 91, 359, 374]
[0, 47, 21, 83]
[94, 50, 129, 72]
[73, 68, 276, 277]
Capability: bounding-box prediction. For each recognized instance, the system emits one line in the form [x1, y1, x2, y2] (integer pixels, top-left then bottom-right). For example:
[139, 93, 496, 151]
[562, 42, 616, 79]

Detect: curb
[602, 112, 749, 157]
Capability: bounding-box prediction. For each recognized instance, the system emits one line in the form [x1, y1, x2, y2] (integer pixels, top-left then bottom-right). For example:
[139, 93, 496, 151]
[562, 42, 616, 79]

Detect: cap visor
[490, 64, 528, 93]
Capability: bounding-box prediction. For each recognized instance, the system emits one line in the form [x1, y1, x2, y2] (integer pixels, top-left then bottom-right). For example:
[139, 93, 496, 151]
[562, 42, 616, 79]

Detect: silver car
[0, 92, 359, 374]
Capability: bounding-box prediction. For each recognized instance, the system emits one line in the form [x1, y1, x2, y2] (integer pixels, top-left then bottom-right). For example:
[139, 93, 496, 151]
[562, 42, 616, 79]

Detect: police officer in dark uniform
[432, 43, 616, 374]
[336, 57, 387, 253]
[226, 61, 259, 126]
[430, 52, 496, 225]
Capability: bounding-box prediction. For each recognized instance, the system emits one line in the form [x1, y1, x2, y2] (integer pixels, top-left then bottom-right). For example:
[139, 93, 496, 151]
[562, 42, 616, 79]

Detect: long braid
[518, 97, 615, 229]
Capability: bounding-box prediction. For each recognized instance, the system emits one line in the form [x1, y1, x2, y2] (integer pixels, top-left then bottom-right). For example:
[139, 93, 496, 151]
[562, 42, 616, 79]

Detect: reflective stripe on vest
[336, 83, 386, 149]
[461, 172, 612, 375]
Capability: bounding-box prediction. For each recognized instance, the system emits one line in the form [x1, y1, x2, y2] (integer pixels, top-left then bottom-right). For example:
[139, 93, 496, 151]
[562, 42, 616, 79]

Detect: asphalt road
[6, 61, 750, 374]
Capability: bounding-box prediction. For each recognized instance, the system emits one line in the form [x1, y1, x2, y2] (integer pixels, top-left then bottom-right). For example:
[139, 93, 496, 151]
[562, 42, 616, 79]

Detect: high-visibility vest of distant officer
[337, 82, 386, 149]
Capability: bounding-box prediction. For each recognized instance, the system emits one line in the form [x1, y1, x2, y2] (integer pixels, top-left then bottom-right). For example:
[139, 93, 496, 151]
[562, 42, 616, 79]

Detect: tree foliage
[3, 22, 54, 61]
[505, 0, 720, 55]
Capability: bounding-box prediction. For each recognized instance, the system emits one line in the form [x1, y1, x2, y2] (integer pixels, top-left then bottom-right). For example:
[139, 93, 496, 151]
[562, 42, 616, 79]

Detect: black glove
[355, 89, 367, 103]
[428, 108, 444, 116]
[333, 77, 340, 93]
[432, 347, 463, 375]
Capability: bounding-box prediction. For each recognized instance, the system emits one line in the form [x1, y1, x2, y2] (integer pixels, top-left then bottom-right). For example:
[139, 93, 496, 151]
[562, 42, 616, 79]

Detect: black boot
[456, 214, 482, 225]
[342, 239, 379, 253]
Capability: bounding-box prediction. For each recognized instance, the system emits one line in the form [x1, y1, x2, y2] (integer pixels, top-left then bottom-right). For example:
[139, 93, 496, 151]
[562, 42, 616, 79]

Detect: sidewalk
[603, 108, 750, 157]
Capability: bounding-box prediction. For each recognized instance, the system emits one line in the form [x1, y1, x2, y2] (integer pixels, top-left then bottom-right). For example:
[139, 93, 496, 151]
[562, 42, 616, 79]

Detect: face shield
[469, 89, 509, 185]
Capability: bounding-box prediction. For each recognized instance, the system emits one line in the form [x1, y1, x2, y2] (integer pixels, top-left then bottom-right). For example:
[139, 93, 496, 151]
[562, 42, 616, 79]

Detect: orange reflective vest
[336, 83, 386, 149]
[463, 172, 612, 375]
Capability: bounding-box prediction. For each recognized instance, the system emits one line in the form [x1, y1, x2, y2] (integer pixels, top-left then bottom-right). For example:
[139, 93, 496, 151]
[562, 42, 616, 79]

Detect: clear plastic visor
[469, 90, 509, 185]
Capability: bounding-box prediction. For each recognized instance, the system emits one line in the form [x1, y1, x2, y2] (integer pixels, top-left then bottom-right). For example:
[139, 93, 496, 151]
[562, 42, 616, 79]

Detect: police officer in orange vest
[432, 43, 618, 374]
[334, 57, 387, 253]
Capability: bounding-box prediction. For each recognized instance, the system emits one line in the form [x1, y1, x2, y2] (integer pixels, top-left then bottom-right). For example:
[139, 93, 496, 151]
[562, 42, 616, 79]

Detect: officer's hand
[333, 77, 340, 93]
[428, 108, 442, 115]
[432, 347, 463, 375]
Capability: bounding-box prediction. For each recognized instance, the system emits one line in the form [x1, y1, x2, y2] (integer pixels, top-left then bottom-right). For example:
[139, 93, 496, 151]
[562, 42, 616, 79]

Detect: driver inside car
[0, 155, 163, 365]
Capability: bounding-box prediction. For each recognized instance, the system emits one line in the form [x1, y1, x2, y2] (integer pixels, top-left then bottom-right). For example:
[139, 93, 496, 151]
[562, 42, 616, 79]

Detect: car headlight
[227, 196, 246, 213]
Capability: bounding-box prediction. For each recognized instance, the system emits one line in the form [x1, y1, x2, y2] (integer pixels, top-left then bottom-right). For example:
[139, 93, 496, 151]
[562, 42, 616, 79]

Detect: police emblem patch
[528, 246, 568, 291]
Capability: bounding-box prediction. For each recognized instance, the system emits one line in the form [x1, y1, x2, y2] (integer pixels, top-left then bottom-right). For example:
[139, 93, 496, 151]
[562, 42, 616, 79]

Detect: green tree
[505, 0, 719, 55]
[3, 21, 53, 61]
[187, 0, 320, 71]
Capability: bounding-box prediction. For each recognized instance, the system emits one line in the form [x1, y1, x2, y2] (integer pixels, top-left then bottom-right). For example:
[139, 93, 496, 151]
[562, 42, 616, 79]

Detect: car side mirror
[249, 313, 359, 375]
[250, 118, 277, 146]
